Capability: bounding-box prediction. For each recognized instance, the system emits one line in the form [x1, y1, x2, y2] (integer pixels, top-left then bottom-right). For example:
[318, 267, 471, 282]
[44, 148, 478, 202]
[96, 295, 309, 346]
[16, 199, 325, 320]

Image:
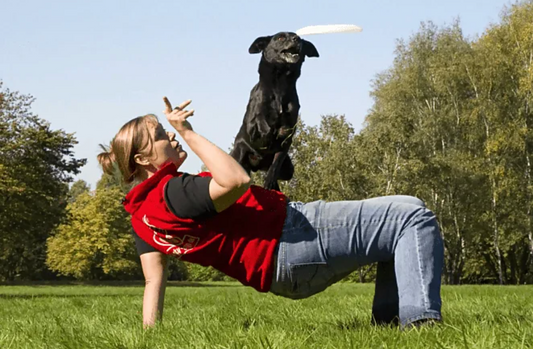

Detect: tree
[354, 3, 533, 284]
[96, 160, 131, 194]
[356, 21, 494, 283]
[68, 180, 90, 203]
[281, 116, 369, 202]
[47, 186, 141, 279]
[469, 0, 533, 284]
[0, 81, 86, 281]
[49, 165, 194, 280]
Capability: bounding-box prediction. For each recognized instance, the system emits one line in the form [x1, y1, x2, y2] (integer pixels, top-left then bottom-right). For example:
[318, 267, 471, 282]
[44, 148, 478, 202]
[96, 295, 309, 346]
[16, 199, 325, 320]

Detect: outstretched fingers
[163, 96, 173, 114]
[163, 97, 193, 116]
[180, 109, 195, 119]
[175, 99, 192, 111]
[163, 97, 195, 133]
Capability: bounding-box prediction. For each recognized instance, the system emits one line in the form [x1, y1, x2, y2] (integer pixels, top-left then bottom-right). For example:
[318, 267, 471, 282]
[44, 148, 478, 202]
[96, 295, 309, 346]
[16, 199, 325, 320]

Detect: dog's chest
[252, 123, 296, 152]
[278, 100, 298, 115]
[276, 125, 295, 138]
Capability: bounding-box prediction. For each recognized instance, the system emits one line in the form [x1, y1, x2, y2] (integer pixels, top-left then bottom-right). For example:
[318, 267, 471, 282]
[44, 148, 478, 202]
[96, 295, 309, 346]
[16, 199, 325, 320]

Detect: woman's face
[147, 122, 187, 169]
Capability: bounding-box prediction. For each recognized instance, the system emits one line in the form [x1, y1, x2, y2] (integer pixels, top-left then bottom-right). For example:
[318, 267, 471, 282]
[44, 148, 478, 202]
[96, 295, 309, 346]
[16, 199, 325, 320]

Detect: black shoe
[371, 305, 399, 327]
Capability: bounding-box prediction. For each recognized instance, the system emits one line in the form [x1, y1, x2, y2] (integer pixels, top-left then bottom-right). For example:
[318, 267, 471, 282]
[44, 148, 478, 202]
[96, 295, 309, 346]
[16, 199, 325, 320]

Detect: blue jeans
[270, 196, 444, 328]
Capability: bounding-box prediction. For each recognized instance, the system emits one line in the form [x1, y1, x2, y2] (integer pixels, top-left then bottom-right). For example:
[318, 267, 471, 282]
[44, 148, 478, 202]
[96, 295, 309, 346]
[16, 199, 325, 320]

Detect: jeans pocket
[288, 262, 334, 299]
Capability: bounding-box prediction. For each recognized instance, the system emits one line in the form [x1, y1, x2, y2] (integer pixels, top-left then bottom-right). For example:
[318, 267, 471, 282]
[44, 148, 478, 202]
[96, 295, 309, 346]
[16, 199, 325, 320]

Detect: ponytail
[97, 144, 116, 177]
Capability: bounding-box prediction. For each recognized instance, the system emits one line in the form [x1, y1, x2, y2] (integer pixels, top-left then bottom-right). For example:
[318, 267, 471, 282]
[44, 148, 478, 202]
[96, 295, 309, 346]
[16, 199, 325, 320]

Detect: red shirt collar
[122, 161, 180, 214]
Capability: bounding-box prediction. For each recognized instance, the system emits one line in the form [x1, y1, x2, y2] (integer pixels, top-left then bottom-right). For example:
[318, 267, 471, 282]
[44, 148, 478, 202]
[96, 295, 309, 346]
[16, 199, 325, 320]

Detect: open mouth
[281, 46, 300, 63]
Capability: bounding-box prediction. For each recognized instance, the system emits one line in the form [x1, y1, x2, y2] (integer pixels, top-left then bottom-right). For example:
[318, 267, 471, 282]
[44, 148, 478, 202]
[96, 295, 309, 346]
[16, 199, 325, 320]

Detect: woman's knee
[411, 207, 442, 244]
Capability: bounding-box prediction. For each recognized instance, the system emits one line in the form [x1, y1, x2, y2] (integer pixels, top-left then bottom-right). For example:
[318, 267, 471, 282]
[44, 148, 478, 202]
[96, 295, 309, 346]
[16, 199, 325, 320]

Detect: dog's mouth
[281, 46, 301, 63]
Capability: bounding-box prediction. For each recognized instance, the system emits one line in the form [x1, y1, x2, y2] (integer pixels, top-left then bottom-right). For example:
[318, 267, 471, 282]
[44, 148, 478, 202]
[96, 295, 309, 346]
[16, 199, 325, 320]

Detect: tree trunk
[492, 189, 504, 285]
[509, 247, 518, 285]
[518, 243, 530, 284]
[529, 231, 533, 272]
[453, 212, 465, 284]
[482, 110, 504, 285]
[524, 113, 533, 279]
[526, 152, 533, 275]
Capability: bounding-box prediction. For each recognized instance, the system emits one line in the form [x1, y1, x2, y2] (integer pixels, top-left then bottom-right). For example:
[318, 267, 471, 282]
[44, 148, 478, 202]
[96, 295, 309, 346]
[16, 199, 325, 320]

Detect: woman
[97, 97, 444, 329]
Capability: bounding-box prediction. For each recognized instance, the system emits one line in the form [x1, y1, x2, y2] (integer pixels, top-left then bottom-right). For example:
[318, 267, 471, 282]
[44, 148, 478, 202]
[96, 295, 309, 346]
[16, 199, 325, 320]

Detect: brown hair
[97, 114, 159, 184]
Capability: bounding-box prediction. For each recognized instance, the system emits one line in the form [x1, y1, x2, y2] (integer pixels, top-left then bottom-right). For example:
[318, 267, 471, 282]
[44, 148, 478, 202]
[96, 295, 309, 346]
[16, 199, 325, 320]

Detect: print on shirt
[142, 215, 200, 257]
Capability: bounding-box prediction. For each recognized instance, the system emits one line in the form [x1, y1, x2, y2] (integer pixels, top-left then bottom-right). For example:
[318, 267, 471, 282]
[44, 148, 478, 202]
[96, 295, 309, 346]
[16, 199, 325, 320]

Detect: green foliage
[68, 180, 90, 203]
[46, 186, 140, 280]
[183, 263, 233, 282]
[167, 259, 190, 280]
[353, 2, 533, 284]
[96, 161, 131, 194]
[0, 81, 86, 281]
[280, 116, 369, 202]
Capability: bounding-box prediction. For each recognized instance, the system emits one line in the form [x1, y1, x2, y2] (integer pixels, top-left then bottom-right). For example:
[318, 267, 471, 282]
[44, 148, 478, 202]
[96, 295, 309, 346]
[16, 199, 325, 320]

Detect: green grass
[0, 282, 532, 349]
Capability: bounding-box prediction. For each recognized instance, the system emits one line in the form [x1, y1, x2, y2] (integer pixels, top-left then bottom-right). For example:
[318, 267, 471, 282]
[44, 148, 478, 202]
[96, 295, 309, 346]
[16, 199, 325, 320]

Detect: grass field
[0, 282, 532, 349]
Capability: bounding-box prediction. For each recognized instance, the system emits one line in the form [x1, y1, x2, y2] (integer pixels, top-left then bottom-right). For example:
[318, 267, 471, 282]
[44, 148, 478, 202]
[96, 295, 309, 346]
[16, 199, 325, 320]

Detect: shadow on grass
[0, 294, 142, 299]
[0, 281, 242, 299]
[0, 280, 240, 287]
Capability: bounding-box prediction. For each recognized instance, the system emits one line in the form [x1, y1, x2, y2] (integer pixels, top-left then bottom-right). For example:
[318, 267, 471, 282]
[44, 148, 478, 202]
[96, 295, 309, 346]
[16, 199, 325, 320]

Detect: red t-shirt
[122, 162, 287, 292]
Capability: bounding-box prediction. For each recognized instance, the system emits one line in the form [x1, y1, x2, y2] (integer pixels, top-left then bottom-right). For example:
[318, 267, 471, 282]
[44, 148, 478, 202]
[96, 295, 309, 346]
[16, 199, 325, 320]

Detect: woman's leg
[365, 196, 426, 326]
[270, 196, 443, 328]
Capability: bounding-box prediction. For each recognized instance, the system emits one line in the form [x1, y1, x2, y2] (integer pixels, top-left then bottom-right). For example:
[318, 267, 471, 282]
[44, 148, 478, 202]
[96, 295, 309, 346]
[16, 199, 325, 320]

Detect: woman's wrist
[178, 129, 196, 141]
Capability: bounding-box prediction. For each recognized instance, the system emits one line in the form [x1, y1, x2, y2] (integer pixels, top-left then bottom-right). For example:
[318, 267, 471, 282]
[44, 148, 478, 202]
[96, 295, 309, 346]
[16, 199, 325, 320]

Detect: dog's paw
[264, 177, 280, 191]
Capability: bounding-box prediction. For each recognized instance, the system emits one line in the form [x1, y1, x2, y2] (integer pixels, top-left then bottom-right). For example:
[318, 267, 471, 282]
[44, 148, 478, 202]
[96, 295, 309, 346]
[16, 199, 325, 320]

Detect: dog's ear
[249, 36, 272, 54]
[302, 40, 319, 58]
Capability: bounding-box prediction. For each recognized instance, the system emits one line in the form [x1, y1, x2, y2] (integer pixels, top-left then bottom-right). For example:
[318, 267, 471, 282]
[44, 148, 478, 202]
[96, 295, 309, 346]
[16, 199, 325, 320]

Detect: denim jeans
[269, 196, 444, 328]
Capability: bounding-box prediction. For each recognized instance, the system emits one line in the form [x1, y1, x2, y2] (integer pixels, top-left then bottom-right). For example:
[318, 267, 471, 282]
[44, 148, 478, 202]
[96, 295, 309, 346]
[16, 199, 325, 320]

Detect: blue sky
[1, 0, 510, 188]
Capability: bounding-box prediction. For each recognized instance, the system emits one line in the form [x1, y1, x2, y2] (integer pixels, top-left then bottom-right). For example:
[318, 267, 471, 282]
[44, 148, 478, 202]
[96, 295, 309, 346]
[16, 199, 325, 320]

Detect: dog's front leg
[230, 138, 255, 175]
[263, 151, 288, 191]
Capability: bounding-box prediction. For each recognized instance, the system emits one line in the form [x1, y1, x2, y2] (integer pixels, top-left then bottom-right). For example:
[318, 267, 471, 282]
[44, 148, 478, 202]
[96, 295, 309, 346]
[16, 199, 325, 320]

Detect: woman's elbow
[229, 174, 251, 191]
[236, 175, 251, 193]
[239, 175, 252, 188]
[228, 176, 251, 201]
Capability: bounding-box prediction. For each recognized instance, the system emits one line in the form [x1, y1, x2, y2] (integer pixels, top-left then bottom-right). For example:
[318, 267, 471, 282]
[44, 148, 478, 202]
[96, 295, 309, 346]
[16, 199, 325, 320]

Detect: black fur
[230, 32, 319, 191]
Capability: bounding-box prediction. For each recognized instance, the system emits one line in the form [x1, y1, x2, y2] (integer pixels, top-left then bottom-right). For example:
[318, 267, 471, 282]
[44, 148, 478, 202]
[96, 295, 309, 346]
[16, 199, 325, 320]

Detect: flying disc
[295, 24, 363, 36]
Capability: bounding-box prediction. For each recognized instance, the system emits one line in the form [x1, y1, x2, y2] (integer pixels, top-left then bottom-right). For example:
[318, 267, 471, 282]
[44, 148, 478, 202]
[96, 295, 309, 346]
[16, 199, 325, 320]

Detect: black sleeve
[164, 174, 218, 220]
[131, 228, 158, 256]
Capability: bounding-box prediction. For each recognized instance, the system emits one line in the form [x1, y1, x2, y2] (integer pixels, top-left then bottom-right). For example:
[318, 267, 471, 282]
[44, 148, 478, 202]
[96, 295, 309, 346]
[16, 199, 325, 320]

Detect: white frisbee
[295, 24, 363, 36]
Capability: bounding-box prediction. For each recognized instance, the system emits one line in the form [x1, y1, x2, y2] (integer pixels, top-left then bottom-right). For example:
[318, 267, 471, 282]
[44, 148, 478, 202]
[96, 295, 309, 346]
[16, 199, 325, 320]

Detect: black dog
[230, 32, 319, 191]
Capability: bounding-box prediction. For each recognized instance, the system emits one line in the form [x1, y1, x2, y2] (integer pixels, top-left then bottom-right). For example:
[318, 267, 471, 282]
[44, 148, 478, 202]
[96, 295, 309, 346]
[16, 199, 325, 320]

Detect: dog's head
[249, 32, 319, 65]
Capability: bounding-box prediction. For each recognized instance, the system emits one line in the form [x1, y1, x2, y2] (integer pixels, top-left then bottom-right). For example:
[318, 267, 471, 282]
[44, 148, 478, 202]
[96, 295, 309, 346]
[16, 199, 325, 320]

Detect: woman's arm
[139, 251, 169, 328]
[181, 130, 251, 212]
[164, 98, 251, 212]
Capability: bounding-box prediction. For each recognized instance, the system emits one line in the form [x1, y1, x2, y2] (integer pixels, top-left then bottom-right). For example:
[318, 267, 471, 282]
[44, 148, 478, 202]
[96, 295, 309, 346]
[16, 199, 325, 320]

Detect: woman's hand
[163, 97, 195, 135]
[162, 97, 250, 212]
